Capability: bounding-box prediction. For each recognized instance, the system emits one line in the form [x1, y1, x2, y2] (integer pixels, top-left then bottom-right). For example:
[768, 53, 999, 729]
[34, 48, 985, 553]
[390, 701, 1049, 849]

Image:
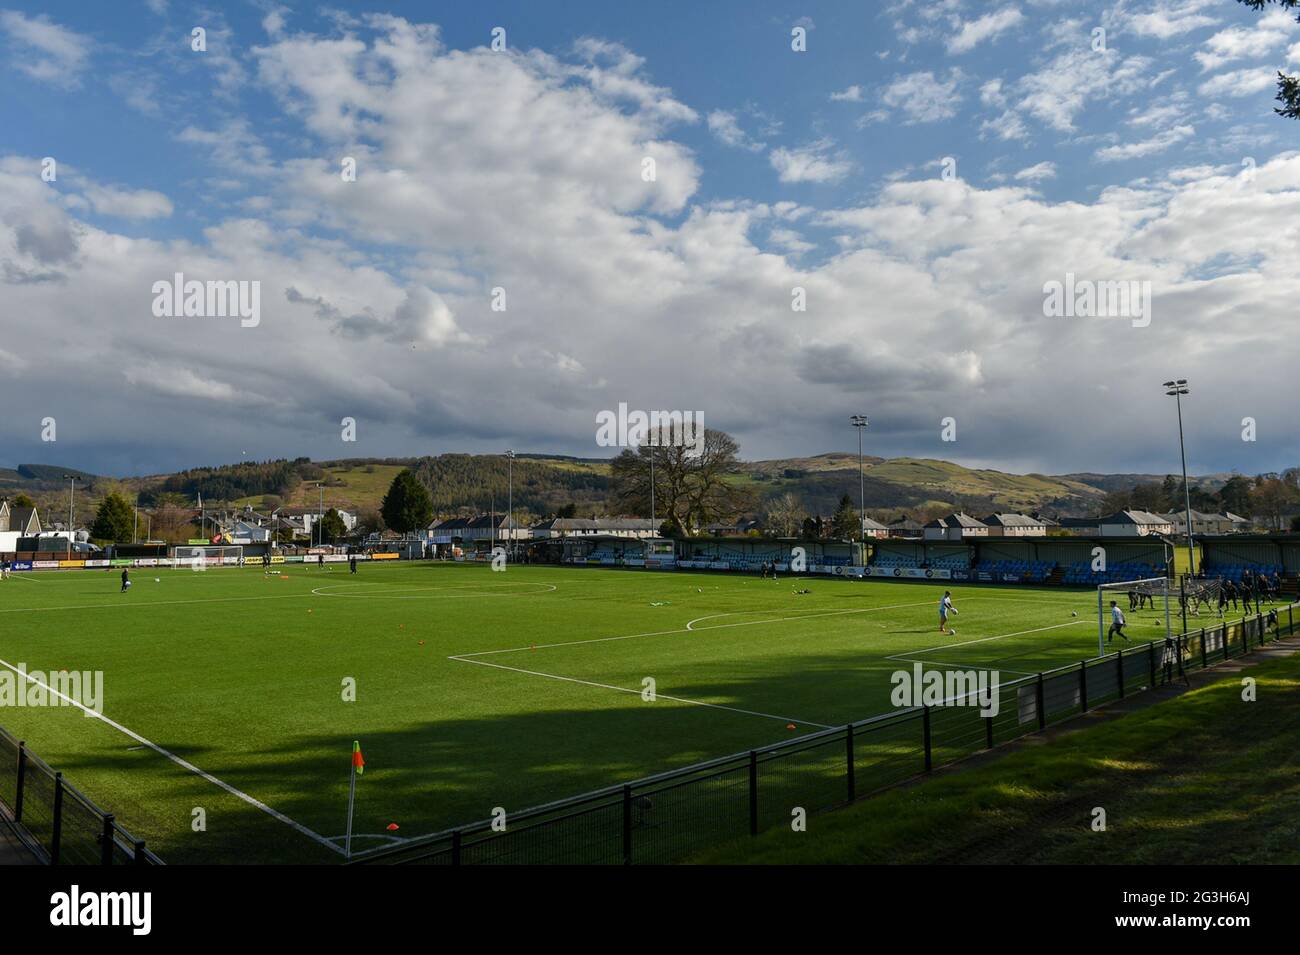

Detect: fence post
[1079, 661, 1088, 712]
[984, 713, 994, 749]
[622, 785, 632, 865]
[1035, 673, 1045, 729]
[1200, 628, 1208, 669]
[1148, 641, 1156, 688]
[50, 772, 64, 865]
[922, 706, 932, 772]
[747, 751, 759, 836]
[845, 726, 856, 802]
[100, 814, 115, 866]
[14, 741, 26, 824]
[1289, 605, 1293, 636]
[133, 840, 147, 866]
[1117, 649, 1125, 699]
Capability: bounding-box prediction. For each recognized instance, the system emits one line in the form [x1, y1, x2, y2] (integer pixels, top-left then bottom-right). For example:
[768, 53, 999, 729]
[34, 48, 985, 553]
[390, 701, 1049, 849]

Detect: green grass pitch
[0, 561, 1184, 863]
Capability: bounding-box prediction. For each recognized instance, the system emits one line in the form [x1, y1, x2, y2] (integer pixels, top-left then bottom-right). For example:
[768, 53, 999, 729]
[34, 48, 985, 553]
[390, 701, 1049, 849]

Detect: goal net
[1097, 576, 1172, 656]
[173, 545, 243, 570]
[1180, 576, 1224, 618]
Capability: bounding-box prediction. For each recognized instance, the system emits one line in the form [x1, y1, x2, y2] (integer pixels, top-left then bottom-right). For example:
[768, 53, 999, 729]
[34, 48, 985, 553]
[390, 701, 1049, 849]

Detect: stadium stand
[974, 559, 1056, 582]
[1203, 562, 1284, 583]
[1060, 560, 1162, 586]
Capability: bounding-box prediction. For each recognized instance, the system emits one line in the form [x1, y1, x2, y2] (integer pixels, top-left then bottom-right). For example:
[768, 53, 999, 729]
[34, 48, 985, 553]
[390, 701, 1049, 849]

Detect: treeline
[144, 458, 324, 505]
[407, 454, 611, 516]
[1098, 471, 1300, 530]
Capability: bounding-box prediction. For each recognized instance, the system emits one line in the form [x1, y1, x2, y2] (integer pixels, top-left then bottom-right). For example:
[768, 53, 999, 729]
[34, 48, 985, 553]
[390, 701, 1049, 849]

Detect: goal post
[173, 544, 243, 570]
[1097, 576, 1172, 657]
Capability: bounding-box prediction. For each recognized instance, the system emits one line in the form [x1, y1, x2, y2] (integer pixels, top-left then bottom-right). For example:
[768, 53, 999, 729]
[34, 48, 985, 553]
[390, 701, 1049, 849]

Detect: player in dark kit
[120, 568, 131, 593]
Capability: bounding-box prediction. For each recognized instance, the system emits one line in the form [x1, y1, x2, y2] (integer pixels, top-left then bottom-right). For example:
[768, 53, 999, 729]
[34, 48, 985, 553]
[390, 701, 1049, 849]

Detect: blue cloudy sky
[1, 0, 1298, 478]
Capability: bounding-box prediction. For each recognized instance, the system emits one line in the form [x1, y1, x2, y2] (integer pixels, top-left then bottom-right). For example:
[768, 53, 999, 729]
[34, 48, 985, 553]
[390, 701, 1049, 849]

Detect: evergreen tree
[380, 470, 433, 533]
[831, 494, 859, 539]
[319, 508, 348, 543]
[90, 492, 135, 542]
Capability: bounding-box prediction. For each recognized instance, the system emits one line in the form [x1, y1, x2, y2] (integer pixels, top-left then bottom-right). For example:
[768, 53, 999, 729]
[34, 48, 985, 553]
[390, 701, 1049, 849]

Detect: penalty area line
[450, 654, 834, 729]
[0, 655, 344, 857]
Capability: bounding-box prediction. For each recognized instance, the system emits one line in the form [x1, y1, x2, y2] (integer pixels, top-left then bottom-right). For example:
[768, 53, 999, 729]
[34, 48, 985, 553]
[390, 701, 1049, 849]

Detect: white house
[923, 513, 989, 541]
[530, 517, 657, 540]
[1098, 510, 1175, 537]
[981, 513, 1048, 537]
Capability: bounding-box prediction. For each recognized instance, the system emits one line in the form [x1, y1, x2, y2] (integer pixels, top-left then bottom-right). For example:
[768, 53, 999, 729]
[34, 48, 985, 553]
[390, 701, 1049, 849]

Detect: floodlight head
[1162, 380, 1176, 388]
[850, 415, 868, 427]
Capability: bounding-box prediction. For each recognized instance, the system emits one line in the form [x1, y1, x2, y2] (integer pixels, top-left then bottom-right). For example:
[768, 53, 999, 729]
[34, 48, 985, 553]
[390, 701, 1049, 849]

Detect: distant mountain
[0, 454, 1249, 525]
[1057, 472, 1234, 494]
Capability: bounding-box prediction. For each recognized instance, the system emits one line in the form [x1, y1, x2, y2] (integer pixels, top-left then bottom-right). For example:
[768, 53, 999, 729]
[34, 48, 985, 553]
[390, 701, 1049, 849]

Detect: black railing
[0, 726, 162, 865]
[352, 603, 1297, 865]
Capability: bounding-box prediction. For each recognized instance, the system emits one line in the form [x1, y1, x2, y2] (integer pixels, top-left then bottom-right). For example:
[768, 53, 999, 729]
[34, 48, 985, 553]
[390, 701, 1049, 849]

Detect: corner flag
[346, 740, 365, 858]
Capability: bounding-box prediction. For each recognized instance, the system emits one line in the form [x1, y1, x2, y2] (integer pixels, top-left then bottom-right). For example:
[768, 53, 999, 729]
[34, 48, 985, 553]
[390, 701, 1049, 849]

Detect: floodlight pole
[851, 416, 868, 561]
[63, 475, 76, 557]
[505, 450, 515, 559]
[648, 435, 656, 531]
[1163, 381, 1197, 579]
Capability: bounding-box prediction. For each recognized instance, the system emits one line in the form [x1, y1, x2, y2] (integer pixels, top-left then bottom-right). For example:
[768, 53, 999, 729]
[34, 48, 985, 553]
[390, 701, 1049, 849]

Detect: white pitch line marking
[457, 599, 940, 659]
[884, 621, 1090, 673]
[452, 655, 833, 729]
[0, 655, 343, 856]
[0, 592, 317, 615]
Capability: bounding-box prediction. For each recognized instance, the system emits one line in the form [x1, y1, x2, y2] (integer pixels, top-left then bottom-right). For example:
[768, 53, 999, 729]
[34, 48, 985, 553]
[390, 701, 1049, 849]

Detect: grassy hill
[0, 452, 1229, 525]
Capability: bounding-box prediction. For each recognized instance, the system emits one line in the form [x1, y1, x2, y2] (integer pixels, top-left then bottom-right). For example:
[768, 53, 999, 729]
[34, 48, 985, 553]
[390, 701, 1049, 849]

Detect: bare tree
[765, 492, 805, 537]
[611, 427, 753, 534]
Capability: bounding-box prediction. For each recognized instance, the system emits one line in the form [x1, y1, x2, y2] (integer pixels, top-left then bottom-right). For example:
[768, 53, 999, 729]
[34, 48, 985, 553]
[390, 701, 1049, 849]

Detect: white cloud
[1127, 1, 1220, 40]
[1014, 161, 1057, 183]
[74, 183, 174, 220]
[1199, 67, 1279, 98]
[1095, 124, 1195, 162]
[947, 7, 1024, 54]
[1194, 10, 1299, 72]
[770, 140, 853, 184]
[1015, 49, 1155, 131]
[880, 70, 964, 124]
[0, 10, 90, 88]
[830, 84, 865, 102]
[707, 110, 764, 152]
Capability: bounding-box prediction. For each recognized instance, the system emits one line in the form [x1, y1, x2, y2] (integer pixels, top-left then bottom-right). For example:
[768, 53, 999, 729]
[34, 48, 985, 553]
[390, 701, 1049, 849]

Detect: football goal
[1097, 576, 1172, 656]
[174, 545, 243, 570]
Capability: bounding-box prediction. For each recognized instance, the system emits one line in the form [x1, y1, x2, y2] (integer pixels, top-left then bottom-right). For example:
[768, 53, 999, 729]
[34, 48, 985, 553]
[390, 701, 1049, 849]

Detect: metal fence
[0, 726, 163, 865]
[352, 603, 1299, 865]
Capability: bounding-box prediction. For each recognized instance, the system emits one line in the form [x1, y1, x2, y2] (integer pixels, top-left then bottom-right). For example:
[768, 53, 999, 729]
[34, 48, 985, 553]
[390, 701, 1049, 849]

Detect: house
[886, 515, 924, 539]
[1098, 510, 1175, 537]
[530, 517, 656, 540]
[1159, 510, 1235, 536]
[432, 514, 528, 543]
[860, 517, 890, 539]
[701, 519, 763, 536]
[0, 500, 41, 535]
[923, 513, 989, 541]
[1224, 512, 1251, 533]
[1057, 516, 1100, 535]
[1030, 513, 1062, 533]
[981, 513, 1048, 537]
